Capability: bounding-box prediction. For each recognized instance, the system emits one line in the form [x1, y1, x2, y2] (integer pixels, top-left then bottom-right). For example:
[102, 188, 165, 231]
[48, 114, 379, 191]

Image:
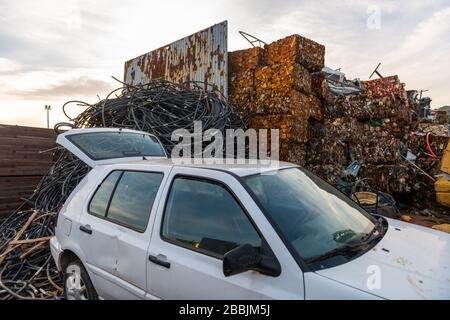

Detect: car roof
[99, 158, 298, 177]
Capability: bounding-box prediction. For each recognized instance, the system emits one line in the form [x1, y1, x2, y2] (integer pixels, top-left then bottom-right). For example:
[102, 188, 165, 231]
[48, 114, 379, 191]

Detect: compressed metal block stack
[228, 34, 325, 164]
[308, 74, 450, 201]
[305, 74, 423, 194]
[228, 33, 449, 209]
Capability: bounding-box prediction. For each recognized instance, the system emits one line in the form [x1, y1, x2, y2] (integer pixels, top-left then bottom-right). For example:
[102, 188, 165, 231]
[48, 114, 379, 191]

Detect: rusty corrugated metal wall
[124, 21, 228, 97]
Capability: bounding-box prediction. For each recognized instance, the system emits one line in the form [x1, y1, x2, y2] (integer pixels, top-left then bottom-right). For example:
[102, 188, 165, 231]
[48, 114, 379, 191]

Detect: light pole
[44, 105, 51, 129]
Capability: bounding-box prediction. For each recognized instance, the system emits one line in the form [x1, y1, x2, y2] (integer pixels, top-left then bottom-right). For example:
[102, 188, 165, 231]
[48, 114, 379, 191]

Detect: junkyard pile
[1, 33, 449, 300]
[228, 34, 449, 219]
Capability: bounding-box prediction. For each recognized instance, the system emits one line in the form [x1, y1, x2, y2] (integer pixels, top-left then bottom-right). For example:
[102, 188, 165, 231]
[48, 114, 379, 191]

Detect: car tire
[63, 259, 98, 300]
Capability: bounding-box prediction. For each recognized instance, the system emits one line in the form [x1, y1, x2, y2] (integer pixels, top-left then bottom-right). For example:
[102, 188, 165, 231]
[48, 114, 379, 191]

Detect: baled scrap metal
[248, 114, 305, 141]
[307, 118, 405, 166]
[311, 71, 329, 101]
[228, 34, 324, 168]
[306, 138, 348, 166]
[416, 121, 449, 136]
[329, 95, 414, 127]
[361, 76, 408, 101]
[229, 48, 324, 151]
[348, 138, 402, 164]
[264, 34, 325, 72]
[407, 133, 449, 158]
[228, 47, 264, 74]
[255, 62, 312, 95]
[249, 114, 307, 164]
[358, 164, 416, 194]
[228, 33, 325, 117]
[433, 110, 448, 124]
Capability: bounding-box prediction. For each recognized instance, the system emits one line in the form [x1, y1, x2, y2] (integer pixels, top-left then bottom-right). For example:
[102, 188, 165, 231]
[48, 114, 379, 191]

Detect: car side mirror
[223, 243, 281, 277]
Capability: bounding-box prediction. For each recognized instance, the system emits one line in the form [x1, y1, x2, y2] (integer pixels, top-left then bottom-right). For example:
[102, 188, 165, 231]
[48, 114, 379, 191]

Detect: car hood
[316, 218, 450, 299]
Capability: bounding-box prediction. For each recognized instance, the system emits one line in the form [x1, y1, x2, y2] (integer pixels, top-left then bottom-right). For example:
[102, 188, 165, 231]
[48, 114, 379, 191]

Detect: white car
[50, 128, 450, 300]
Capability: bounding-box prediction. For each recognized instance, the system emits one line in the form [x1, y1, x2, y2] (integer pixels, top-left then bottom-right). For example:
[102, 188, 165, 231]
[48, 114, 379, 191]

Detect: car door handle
[148, 255, 170, 269]
[79, 224, 92, 235]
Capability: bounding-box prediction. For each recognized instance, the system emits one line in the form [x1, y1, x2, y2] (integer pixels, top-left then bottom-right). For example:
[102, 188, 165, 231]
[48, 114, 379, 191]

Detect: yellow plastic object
[435, 176, 450, 207]
[441, 141, 450, 174]
[435, 141, 450, 208]
[432, 224, 450, 234]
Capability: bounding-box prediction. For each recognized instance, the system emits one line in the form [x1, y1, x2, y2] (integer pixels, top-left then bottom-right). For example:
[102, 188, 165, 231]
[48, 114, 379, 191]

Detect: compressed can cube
[264, 35, 325, 72]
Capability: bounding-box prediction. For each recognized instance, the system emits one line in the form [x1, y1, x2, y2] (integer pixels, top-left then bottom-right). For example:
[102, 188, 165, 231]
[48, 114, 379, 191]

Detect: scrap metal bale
[361, 76, 408, 101]
[228, 47, 265, 74]
[264, 34, 325, 72]
[255, 63, 312, 95]
[311, 71, 329, 101]
[249, 114, 307, 144]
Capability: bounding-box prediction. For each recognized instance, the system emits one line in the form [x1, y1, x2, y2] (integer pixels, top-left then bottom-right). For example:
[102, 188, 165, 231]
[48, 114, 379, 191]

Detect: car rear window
[67, 132, 166, 160]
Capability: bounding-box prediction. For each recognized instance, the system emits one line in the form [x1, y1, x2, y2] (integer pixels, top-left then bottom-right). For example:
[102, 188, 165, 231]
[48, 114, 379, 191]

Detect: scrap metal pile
[229, 35, 325, 164]
[227, 34, 449, 220]
[0, 79, 245, 299]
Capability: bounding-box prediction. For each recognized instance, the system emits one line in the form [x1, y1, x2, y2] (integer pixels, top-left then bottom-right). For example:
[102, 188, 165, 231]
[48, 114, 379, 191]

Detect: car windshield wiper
[305, 242, 365, 265]
[360, 219, 384, 243]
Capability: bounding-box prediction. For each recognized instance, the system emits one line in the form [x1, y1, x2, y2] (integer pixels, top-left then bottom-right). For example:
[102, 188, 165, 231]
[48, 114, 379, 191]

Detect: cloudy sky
[0, 0, 449, 128]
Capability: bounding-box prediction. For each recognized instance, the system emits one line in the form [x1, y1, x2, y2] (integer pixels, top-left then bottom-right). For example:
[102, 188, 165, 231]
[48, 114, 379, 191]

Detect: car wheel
[63, 259, 98, 300]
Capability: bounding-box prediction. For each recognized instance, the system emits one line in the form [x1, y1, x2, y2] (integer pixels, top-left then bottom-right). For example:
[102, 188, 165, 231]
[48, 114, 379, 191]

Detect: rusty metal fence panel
[124, 21, 228, 97]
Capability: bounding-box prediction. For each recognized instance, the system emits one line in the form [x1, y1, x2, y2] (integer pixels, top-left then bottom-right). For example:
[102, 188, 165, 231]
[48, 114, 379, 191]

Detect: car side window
[89, 171, 122, 217]
[162, 176, 262, 258]
[107, 171, 164, 232]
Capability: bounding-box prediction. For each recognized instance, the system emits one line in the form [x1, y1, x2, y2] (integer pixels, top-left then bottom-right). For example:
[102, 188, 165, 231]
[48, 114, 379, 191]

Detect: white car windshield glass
[244, 168, 376, 262]
[66, 132, 166, 160]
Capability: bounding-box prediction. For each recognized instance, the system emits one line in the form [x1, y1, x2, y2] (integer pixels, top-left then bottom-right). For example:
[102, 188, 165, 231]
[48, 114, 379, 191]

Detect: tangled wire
[58, 79, 245, 152]
[0, 148, 90, 299]
[0, 210, 63, 299]
[0, 79, 245, 299]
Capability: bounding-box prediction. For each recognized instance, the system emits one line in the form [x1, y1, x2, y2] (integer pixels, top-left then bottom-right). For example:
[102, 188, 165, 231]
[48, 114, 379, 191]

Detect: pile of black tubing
[58, 79, 245, 152]
[0, 79, 244, 299]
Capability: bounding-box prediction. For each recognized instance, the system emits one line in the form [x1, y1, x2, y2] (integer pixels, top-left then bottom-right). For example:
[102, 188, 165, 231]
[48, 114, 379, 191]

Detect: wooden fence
[0, 124, 56, 218]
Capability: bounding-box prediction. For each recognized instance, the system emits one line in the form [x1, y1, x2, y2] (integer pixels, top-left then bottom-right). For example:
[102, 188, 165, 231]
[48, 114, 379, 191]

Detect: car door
[146, 167, 304, 300]
[78, 167, 169, 299]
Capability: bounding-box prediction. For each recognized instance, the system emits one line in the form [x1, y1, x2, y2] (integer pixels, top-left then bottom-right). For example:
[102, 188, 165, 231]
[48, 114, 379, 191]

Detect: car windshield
[243, 167, 376, 263]
[67, 132, 166, 160]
